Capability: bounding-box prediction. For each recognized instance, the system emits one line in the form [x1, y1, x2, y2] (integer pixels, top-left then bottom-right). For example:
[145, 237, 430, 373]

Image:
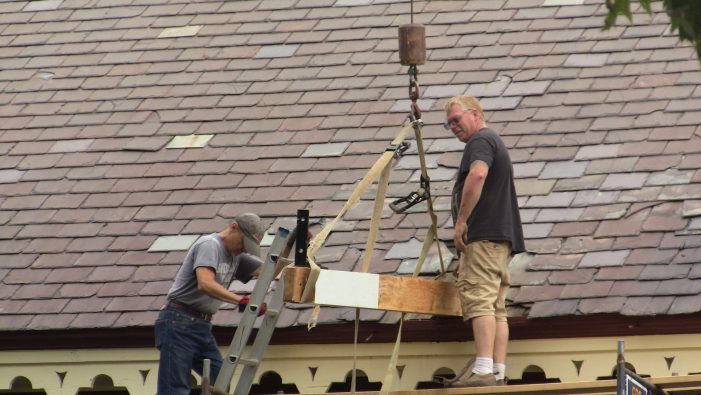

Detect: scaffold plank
[305, 375, 701, 395]
[282, 267, 461, 316]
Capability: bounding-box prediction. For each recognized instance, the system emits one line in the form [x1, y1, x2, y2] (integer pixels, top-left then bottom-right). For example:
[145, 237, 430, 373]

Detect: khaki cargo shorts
[456, 240, 511, 322]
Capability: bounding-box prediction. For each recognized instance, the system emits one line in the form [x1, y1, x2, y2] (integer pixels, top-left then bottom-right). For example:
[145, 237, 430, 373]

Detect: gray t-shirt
[451, 128, 525, 254]
[167, 233, 260, 314]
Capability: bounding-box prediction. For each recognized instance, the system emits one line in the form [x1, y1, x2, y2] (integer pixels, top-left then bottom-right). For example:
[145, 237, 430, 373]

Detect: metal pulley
[398, 23, 426, 66]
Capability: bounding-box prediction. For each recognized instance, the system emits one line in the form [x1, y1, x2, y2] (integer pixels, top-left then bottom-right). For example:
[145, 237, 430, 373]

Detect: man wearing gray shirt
[155, 213, 266, 395]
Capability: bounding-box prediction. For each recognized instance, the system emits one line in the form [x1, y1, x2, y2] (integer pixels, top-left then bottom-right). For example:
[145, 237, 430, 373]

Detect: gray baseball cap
[235, 213, 265, 257]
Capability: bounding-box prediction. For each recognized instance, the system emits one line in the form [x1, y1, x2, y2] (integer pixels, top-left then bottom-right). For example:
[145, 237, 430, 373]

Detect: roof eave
[3, 313, 701, 351]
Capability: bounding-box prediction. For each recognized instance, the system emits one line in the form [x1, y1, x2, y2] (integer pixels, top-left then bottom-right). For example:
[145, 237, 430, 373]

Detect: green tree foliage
[605, 0, 701, 59]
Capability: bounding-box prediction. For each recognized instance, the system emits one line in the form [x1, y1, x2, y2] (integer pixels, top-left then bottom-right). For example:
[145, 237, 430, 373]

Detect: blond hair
[444, 95, 485, 121]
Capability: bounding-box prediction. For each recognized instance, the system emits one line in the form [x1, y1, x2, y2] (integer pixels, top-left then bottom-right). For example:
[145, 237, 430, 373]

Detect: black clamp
[386, 141, 411, 158]
[390, 174, 431, 213]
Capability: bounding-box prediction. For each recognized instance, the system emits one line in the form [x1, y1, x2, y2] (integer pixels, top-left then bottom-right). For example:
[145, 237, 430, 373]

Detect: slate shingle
[528, 299, 578, 318]
[548, 268, 596, 285]
[540, 160, 587, 179]
[625, 248, 678, 265]
[594, 209, 649, 238]
[578, 297, 627, 314]
[621, 296, 674, 316]
[656, 278, 701, 296]
[672, 248, 701, 264]
[668, 295, 701, 315]
[579, 250, 629, 268]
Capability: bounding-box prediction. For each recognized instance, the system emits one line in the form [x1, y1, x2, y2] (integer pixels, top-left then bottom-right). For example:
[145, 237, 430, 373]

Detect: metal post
[295, 209, 309, 267]
[616, 340, 625, 395]
[202, 358, 211, 395]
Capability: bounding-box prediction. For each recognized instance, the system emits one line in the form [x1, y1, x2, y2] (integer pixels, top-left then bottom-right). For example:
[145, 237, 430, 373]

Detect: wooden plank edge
[303, 375, 701, 395]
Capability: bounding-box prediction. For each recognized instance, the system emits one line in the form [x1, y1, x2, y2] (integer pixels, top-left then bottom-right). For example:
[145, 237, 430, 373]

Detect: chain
[408, 65, 421, 121]
[406, 61, 446, 274]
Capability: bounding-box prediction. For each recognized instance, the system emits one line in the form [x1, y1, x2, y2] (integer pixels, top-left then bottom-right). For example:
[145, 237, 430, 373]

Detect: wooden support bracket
[283, 267, 461, 317]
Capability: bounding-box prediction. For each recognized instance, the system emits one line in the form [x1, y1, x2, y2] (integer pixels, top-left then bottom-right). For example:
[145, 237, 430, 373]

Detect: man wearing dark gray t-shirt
[155, 213, 266, 395]
[443, 96, 524, 388]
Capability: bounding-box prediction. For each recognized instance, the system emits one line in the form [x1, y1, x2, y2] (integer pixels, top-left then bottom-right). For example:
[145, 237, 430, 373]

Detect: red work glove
[238, 295, 267, 316]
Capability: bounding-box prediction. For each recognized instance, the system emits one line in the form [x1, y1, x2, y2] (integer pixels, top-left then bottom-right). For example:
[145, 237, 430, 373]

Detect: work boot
[446, 371, 497, 388]
[435, 357, 475, 387]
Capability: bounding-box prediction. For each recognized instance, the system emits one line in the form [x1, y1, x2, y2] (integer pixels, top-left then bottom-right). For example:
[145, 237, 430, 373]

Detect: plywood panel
[316, 270, 380, 309]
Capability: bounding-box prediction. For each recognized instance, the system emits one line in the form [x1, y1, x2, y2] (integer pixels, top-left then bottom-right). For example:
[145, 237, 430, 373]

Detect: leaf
[664, 0, 701, 50]
[640, 0, 652, 14]
[617, 0, 633, 22]
[603, 11, 618, 30]
[677, 17, 694, 41]
[605, 0, 701, 62]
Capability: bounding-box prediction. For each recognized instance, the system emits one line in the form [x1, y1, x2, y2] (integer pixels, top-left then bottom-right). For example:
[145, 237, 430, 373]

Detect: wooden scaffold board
[304, 375, 701, 395]
[283, 267, 461, 317]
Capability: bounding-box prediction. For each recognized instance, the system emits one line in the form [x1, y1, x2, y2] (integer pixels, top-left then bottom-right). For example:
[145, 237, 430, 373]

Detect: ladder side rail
[233, 274, 287, 395]
[202, 359, 211, 395]
[214, 227, 290, 390]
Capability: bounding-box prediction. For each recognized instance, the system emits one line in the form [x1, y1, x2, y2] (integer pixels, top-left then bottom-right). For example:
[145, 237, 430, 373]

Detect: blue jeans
[155, 307, 223, 395]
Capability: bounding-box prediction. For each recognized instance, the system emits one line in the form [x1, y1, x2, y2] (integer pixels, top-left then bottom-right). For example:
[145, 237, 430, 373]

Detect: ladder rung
[239, 358, 259, 367]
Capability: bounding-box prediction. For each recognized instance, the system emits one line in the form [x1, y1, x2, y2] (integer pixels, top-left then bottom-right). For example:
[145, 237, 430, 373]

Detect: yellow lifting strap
[302, 122, 414, 328]
[301, 107, 447, 394]
[380, 120, 446, 394]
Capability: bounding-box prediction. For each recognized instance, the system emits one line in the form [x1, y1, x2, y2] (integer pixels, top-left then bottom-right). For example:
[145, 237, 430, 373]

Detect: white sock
[473, 357, 493, 375]
[493, 363, 506, 380]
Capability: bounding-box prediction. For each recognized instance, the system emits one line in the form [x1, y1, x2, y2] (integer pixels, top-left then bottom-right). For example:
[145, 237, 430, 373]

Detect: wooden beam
[302, 375, 701, 395]
[283, 267, 461, 316]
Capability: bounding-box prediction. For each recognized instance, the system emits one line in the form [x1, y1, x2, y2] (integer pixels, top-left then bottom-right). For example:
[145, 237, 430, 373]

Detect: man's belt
[165, 300, 213, 321]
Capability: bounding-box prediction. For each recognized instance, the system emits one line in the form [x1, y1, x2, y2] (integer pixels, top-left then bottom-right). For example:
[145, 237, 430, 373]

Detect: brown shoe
[447, 371, 497, 388]
[435, 357, 475, 387]
[496, 377, 508, 386]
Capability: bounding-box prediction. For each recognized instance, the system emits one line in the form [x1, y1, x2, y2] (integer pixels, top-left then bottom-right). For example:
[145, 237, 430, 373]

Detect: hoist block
[398, 24, 426, 66]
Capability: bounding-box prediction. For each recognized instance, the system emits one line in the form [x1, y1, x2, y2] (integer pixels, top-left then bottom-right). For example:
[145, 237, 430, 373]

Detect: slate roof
[1, 0, 701, 333]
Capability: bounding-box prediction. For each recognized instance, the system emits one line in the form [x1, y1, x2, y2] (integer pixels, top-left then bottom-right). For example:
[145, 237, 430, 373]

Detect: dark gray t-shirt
[167, 233, 260, 314]
[451, 128, 526, 254]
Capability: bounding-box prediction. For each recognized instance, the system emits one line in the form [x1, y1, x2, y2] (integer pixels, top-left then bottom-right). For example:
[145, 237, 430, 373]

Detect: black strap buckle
[386, 141, 411, 158]
[390, 175, 430, 213]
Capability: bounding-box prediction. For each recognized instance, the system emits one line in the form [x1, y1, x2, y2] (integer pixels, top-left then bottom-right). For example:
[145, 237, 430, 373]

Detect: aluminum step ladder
[212, 226, 290, 395]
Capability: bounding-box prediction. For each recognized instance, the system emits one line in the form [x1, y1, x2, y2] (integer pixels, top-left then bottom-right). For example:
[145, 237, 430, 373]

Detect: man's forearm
[198, 278, 242, 305]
